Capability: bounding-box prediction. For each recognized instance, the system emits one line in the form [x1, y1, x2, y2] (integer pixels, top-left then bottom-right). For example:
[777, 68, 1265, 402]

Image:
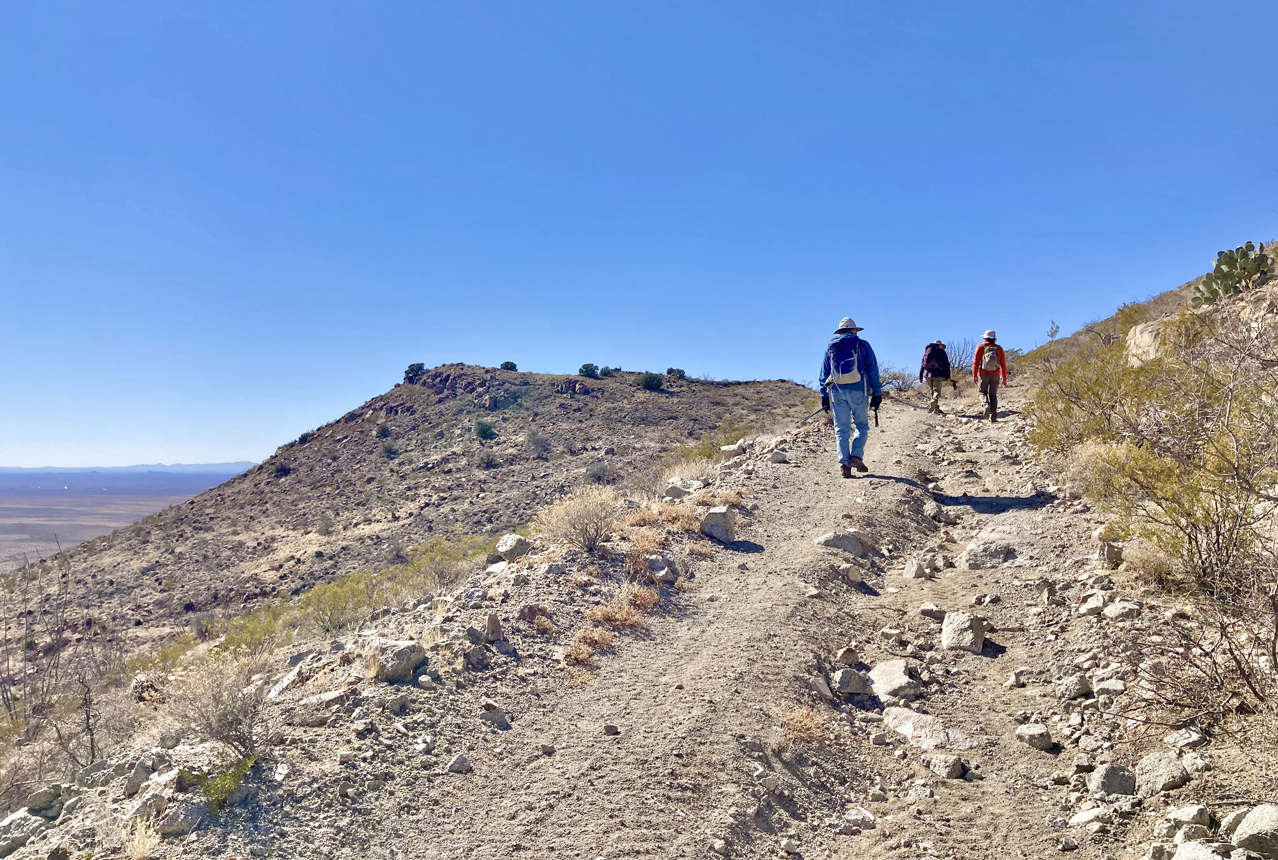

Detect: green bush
[404, 363, 426, 384]
[376, 424, 391, 439]
[500, 361, 517, 371]
[272, 462, 292, 478]
[475, 419, 496, 440]
[201, 756, 256, 813]
[294, 430, 315, 445]
[666, 368, 686, 379]
[637, 372, 662, 391]
[381, 441, 400, 460]
[477, 450, 500, 470]
[1192, 241, 1274, 308]
[599, 366, 615, 377]
[579, 363, 599, 379]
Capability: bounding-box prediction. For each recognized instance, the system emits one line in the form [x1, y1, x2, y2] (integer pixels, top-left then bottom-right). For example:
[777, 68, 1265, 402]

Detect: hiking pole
[873, 407, 879, 428]
[798, 407, 826, 426]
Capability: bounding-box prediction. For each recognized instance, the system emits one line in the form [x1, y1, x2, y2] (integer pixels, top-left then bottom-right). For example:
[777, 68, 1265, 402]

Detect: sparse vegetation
[474, 419, 496, 440]
[598, 366, 615, 377]
[627, 586, 661, 610]
[500, 361, 518, 371]
[404, 362, 427, 384]
[532, 487, 619, 554]
[167, 654, 277, 758]
[123, 818, 161, 860]
[666, 368, 685, 379]
[376, 424, 392, 439]
[1192, 241, 1274, 308]
[477, 449, 500, 470]
[200, 754, 256, 813]
[579, 363, 600, 379]
[528, 430, 551, 459]
[272, 462, 292, 478]
[637, 372, 662, 391]
[585, 460, 618, 484]
[380, 441, 399, 460]
[779, 706, 827, 744]
[585, 602, 645, 628]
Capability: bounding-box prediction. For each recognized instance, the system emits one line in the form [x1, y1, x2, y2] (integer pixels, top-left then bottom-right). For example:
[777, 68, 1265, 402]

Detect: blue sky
[3, 1, 1277, 466]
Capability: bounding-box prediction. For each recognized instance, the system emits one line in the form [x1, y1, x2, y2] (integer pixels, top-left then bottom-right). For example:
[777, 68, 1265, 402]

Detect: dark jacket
[919, 343, 951, 381]
[820, 332, 882, 398]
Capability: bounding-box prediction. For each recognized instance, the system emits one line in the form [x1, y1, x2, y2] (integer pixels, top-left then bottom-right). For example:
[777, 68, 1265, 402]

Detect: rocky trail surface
[8, 389, 1263, 860]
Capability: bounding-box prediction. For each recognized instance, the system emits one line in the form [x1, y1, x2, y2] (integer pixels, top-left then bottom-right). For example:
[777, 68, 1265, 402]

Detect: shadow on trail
[980, 639, 1008, 659]
[933, 492, 1054, 515]
[722, 540, 764, 554]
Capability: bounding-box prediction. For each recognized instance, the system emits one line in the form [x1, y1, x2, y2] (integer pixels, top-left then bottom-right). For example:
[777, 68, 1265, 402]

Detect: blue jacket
[820, 332, 881, 397]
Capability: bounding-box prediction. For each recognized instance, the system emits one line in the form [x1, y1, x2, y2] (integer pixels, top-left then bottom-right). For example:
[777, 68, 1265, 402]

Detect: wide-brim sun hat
[836, 317, 864, 332]
[934, 340, 946, 348]
[983, 330, 997, 339]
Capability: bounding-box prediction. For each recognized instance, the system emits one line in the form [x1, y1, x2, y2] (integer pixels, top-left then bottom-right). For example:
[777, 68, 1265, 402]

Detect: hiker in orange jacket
[972, 330, 1007, 422]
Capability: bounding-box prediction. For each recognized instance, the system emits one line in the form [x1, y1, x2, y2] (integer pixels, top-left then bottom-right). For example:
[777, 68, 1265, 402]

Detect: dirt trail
[373, 390, 1104, 860]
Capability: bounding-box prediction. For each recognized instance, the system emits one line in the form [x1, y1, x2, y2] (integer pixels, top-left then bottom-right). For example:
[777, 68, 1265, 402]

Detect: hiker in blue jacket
[820, 317, 883, 478]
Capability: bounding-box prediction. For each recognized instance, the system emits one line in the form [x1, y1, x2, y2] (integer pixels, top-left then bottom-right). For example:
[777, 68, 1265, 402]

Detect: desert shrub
[655, 502, 700, 533]
[585, 461, 618, 485]
[562, 642, 593, 665]
[167, 655, 277, 758]
[271, 462, 292, 478]
[376, 424, 391, 439]
[627, 586, 661, 610]
[532, 487, 618, 554]
[779, 706, 826, 744]
[219, 604, 297, 653]
[637, 372, 663, 391]
[294, 430, 315, 445]
[474, 420, 496, 440]
[477, 450, 500, 470]
[686, 543, 714, 558]
[500, 361, 518, 371]
[532, 615, 558, 637]
[123, 818, 161, 860]
[598, 366, 615, 377]
[575, 626, 615, 651]
[585, 602, 644, 628]
[381, 441, 399, 460]
[621, 508, 659, 528]
[880, 367, 916, 393]
[666, 368, 686, 379]
[200, 754, 256, 813]
[579, 363, 600, 379]
[404, 363, 426, 384]
[527, 430, 552, 459]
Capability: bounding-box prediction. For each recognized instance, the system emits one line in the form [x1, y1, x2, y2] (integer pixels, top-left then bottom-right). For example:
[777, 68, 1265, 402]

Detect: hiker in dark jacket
[918, 340, 952, 414]
[820, 317, 882, 478]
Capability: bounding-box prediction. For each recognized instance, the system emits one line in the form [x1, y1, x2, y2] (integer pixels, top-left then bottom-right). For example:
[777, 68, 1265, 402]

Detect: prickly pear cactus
[1192, 241, 1274, 308]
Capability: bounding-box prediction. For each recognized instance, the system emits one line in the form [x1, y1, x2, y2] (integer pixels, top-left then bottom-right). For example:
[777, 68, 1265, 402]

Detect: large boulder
[883, 707, 976, 751]
[1015, 723, 1053, 751]
[159, 797, 209, 837]
[1233, 804, 1278, 858]
[830, 668, 867, 695]
[956, 526, 1017, 569]
[0, 810, 48, 857]
[373, 640, 427, 683]
[1136, 751, 1190, 798]
[699, 506, 738, 543]
[1056, 673, 1092, 701]
[1126, 319, 1164, 366]
[495, 533, 531, 561]
[815, 531, 864, 557]
[940, 612, 987, 654]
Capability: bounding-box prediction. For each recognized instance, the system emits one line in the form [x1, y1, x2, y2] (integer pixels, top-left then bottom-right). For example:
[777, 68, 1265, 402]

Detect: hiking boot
[851, 456, 868, 473]
[990, 414, 998, 423]
[840, 464, 852, 479]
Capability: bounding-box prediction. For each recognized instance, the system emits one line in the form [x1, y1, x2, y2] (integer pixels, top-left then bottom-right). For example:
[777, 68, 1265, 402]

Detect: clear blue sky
[3, 2, 1277, 467]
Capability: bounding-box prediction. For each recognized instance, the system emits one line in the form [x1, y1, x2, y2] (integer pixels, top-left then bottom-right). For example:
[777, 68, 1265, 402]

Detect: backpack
[922, 344, 945, 373]
[826, 337, 862, 386]
[980, 344, 1001, 372]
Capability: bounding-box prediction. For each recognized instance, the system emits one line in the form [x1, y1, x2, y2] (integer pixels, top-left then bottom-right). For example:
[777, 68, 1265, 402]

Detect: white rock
[815, 531, 864, 557]
[883, 707, 977, 751]
[495, 533, 531, 561]
[446, 754, 473, 774]
[1015, 723, 1053, 750]
[940, 612, 987, 654]
[769, 450, 788, 463]
[1231, 804, 1278, 857]
[868, 660, 918, 700]
[903, 557, 932, 580]
[699, 506, 738, 543]
[956, 525, 1018, 569]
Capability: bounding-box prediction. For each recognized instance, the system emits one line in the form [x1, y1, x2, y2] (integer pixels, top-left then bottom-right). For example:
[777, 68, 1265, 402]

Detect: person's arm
[972, 344, 982, 383]
[864, 343, 882, 398]
[999, 346, 1008, 384]
[919, 355, 926, 383]
[940, 353, 951, 379]
[819, 349, 830, 397]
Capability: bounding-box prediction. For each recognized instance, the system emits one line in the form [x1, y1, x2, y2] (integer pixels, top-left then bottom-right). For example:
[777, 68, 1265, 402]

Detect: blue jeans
[830, 383, 869, 465]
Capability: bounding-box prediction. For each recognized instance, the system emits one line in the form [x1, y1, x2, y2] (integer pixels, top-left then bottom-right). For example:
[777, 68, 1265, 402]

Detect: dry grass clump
[167, 653, 278, 758]
[673, 575, 695, 592]
[586, 601, 646, 629]
[779, 706, 827, 744]
[717, 488, 744, 507]
[576, 626, 615, 650]
[583, 564, 603, 578]
[687, 543, 714, 559]
[621, 508, 660, 528]
[532, 486, 619, 553]
[532, 615, 559, 636]
[627, 586, 661, 611]
[688, 489, 716, 506]
[656, 503, 700, 533]
[123, 817, 161, 860]
[628, 527, 666, 555]
[1123, 540, 1181, 589]
[562, 642, 594, 665]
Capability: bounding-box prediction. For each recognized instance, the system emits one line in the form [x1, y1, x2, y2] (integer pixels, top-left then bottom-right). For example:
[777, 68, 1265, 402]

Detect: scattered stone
[1097, 541, 1123, 569]
[603, 724, 620, 736]
[1004, 668, 1031, 689]
[831, 668, 867, 695]
[869, 660, 919, 700]
[780, 837, 801, 854]
[1166, 805, 1212, 829]
[483, 613, 505, 644]
[446, 754, 473, 774]
[1231, 804, 1278, 857]
[940, 611, 987, 654]
[957, 526, 1017, 569]
[699, 506, 738, 543]
[923, 501, 959, 525]
[906, 785, 935, 804]
[769, 450, 788, 463]
[919, 603, 946, 621]
[1046, 815, 1067, 830]
[883, 707, 976, 751]
[815, 531, 864, 557]
[1163, 728, 1207, 750]
[843, 805, 876, 829]
[834, 645, 859, 665]
[495, 533, 531, 561]
[1056, 674, 1093, 701]
[1068, 806, 1113, 827]
[123, 760, 153, 798]
[1078, 592, 1110, 616]
[1102, 599, 1142, 621]
[1058, 836, 1079, 851]
[0, 810, 48, 857]
[1087, 763, 1136, 797]
[159, 796, 209, 837]
[903, 557, 933, 580]
[1136, 752, 1190, 798]
[1218, 808, 1249, 838]
[922, 753, 965, 779]
[1016, 723, 1053, 751]
[839, 563, 862, 585]
[539, 743, 556, 756]
[372, 640, 427, 683]
[1168, 843, 1223, 860]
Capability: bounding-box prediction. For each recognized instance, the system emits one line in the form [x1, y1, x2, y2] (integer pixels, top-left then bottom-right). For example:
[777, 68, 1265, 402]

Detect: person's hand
[821, 394, 830, 412]
[870, 394, 882, 410]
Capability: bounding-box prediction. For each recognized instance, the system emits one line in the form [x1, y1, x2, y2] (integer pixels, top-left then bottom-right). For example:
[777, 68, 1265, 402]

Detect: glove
[821, 394, 830, 412]
[951, 379, 958, 390]
[870, 394, 882, 410]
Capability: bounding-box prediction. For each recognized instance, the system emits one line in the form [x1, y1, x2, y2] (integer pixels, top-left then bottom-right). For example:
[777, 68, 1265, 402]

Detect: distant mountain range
[0, 462, 256, 475]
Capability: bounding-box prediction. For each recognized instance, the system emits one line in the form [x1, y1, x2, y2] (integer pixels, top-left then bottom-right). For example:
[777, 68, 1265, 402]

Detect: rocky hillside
[7, 387, 1272, 860]
[33, 365, 812, 644]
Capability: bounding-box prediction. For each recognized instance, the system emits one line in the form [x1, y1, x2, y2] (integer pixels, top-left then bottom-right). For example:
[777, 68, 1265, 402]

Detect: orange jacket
[973, 343, 1007, 384]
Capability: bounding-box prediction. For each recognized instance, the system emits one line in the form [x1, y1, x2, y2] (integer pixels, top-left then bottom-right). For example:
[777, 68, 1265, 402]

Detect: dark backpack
[922, 344, 945, 373]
